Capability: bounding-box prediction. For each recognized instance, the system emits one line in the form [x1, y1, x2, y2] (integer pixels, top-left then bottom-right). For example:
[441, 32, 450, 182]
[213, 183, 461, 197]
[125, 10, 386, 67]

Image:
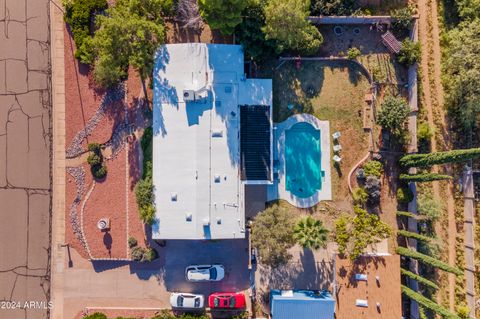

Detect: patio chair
[333, 155, 342, 163]
[333, 144, 342, 152]
[332, 131, 341, 140]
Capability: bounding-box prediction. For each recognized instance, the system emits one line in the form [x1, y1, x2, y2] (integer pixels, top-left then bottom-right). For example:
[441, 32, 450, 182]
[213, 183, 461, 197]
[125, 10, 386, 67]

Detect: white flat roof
[152, 43, 272, 239]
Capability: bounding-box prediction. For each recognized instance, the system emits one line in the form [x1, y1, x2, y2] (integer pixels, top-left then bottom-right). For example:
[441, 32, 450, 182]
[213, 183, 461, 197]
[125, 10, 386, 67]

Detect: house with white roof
[152, 43, 273, 240]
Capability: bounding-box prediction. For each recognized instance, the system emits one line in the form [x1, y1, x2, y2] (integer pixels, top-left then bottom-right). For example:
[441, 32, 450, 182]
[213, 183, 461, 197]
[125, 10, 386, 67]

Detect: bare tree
[175, 0, 204, 33]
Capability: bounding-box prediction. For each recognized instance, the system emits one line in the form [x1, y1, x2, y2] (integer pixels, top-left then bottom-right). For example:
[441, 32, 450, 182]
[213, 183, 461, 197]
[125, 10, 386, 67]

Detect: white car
[170, 293, 205, 309]
[185, 264, 225, 282]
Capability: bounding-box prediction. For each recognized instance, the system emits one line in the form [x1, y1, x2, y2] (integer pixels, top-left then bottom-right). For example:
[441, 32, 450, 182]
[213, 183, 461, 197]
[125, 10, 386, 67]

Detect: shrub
[143, 247, 158, 262]
[87, 153, 101, 166]
[88, 142, 101, 152]
[356, 168, 366, 184]
[398, 229, 432, 242]
[457, 303, 471, 319]
[131, 246, 146, 261]
[84, 313, 107, 319]
[364, 176, 381, 205]
[417, 193, 443, 221]
[399, 173, 452, 182]
[310, 0, 356, 15]
[352, 187, 368, 206]
[139, 203, 156, 225]
[347, 47, 361, 59]
[377, 95, 410, 137]
[91, 164, 107, 179]
[135, 178, 154, 209]
[396, 247, 463, 275]
[63, 0, 107, 64]
[418, 121, 433, 142]
[397, 39, 421, 66]
[399, 148, 480, 167]
[363, 160, 383, 178]
[128, 236, 138, 248]
[397, 186, 414, 203]
[391, 6, 415, 30]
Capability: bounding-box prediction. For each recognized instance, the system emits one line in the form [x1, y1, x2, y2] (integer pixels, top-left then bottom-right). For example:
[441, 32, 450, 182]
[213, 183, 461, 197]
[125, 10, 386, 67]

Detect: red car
[208, 292, 246, 309]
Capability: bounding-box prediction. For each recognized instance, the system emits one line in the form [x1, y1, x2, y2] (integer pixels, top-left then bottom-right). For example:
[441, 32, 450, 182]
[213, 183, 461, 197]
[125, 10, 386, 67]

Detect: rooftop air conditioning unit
[183, 90, 195, 101]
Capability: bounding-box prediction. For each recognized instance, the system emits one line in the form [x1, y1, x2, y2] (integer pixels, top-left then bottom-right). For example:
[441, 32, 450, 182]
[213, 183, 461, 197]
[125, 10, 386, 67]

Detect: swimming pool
[285, 122, 322, 198]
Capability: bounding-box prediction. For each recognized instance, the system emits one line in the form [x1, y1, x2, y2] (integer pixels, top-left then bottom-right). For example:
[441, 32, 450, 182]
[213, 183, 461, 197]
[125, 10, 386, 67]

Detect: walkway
[463, 168, 477, 318]
[0, 1, 52, 318]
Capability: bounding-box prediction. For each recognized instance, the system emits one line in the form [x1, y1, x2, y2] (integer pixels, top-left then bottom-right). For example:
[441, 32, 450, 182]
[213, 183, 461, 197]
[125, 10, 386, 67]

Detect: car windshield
[209, 267, 217, 280]
[177, 296, 184, 307]
[229, 297, 236, 307]
[214, 297, 220, 308]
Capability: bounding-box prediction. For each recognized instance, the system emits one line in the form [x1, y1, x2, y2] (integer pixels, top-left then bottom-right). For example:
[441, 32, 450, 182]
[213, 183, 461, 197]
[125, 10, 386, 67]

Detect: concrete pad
[27, 117, 51, 189]
[0, 189, 28, 269]
[0, 60, 6, 94]
[27, 41, 49, 71]
[27, 10, 49, 43]
[0, 136, 6, 187]
[0, 272, 18, 300]
[26, 276, 48, 303]
[6, 60, 28, 94]
[6, 0, 26, 21]
[0, 22, 27, 60]
[28, 71, 48, 91]
[0, 0, 5, 20]
[0, 308, 26, 319]
[0, 95, 16, 134]
[10, 274, 28, 302]
[6, 109, 29, 187]
[27, 193, 51, 270]
[16, 91, 44, 118]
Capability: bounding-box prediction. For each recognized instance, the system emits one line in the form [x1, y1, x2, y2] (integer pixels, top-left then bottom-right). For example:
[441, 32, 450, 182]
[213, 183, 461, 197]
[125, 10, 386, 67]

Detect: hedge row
[401, 285, 460, 319]
[399, 173, 452, 182]
[400, 268, 439, 290]
[399, 148, 480, 167]
[396, 247, 463, 275]
[398, 229, 432, 242]
[397, 211, 427, 220]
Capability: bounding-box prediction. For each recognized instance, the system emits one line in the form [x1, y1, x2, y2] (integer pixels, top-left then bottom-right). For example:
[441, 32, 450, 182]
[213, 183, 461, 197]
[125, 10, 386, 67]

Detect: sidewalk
[463, 168, 476, 319]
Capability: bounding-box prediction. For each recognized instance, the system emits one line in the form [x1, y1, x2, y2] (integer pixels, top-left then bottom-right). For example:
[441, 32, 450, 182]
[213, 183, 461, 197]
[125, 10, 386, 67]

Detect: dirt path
[417, 0, 457, 310]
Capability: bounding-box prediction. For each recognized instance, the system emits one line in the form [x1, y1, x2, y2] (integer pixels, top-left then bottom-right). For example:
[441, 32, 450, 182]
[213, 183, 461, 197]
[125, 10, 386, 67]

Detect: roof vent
[203, 218, 210, 226]
[216, 217, 222, 224]
[356, 299, 368, 308]
[281, 290, 294, 297]
[212, 130, 223, 137]
[214, 175, 221, 183]
[185, 213, 192, 221]
[171, 193, 177, 201]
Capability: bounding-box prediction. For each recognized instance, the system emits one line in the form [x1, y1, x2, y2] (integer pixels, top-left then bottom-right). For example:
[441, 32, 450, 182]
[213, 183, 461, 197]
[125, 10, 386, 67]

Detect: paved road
[463, 168, 477, 319]
[0, 0, 52, 319]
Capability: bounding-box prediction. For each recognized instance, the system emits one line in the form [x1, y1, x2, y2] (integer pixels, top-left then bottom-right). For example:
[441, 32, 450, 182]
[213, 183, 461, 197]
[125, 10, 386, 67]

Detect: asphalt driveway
[162, 239, 250, 295]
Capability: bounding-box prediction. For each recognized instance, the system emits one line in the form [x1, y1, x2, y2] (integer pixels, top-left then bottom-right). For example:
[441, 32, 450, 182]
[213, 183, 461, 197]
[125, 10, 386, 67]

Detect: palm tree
[293, 216, 329, 250]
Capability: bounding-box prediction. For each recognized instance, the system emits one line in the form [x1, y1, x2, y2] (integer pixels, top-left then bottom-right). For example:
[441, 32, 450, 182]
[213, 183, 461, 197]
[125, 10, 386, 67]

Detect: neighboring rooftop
[270, 290, 335, 319]
[335, 254, 402, 319]
[152, 43, 272, 240]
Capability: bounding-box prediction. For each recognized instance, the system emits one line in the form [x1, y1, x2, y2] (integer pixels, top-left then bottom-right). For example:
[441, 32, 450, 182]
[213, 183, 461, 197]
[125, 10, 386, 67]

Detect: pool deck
[268, 114, 332, 208]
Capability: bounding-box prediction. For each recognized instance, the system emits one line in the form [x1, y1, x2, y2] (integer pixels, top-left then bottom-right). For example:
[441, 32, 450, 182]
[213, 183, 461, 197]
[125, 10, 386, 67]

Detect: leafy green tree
[310, 0, 356, 15]
[235, 3, 280, 60]
[251, 204, 296, 267]
[396, 247, 463, 275]
[417, 193, 443, 221]
[444, 19, 480, 133]
[399, 148, 480, 167]
[377, 95, 410, 137]
[293, 216, 329, 249]
[91, 0, 166, 89]
[391, 6, 415, 30]
[84, 313, 107, 319]
[397, 186, 414, 203]
[333, 206, 391, 260]
[63, 0, 108, 64]
[352, 187, 368, 206]
[455, 0, 480, 20]
[401, 285, 462, 319]
[457, 303, 471, 319]
[198, 0, 248, 35]
[418, 121, 433, 142]
[263, 0, 323, 55]
[397, 39, 421, 66]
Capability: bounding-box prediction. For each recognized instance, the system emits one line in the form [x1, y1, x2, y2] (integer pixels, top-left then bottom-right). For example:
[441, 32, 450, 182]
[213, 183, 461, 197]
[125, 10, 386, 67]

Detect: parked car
[185, 264, 225, 282]
[170, 293, 205, 309]
[208, 292, 246, 309]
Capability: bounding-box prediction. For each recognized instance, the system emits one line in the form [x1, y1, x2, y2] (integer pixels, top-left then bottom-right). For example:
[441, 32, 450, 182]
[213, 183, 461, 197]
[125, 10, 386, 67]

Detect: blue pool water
[285, 122, 322, 198]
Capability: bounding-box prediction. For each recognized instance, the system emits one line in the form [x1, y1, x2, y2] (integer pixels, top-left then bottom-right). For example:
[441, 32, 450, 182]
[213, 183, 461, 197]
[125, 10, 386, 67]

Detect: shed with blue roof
[270, 290, 335, 319]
